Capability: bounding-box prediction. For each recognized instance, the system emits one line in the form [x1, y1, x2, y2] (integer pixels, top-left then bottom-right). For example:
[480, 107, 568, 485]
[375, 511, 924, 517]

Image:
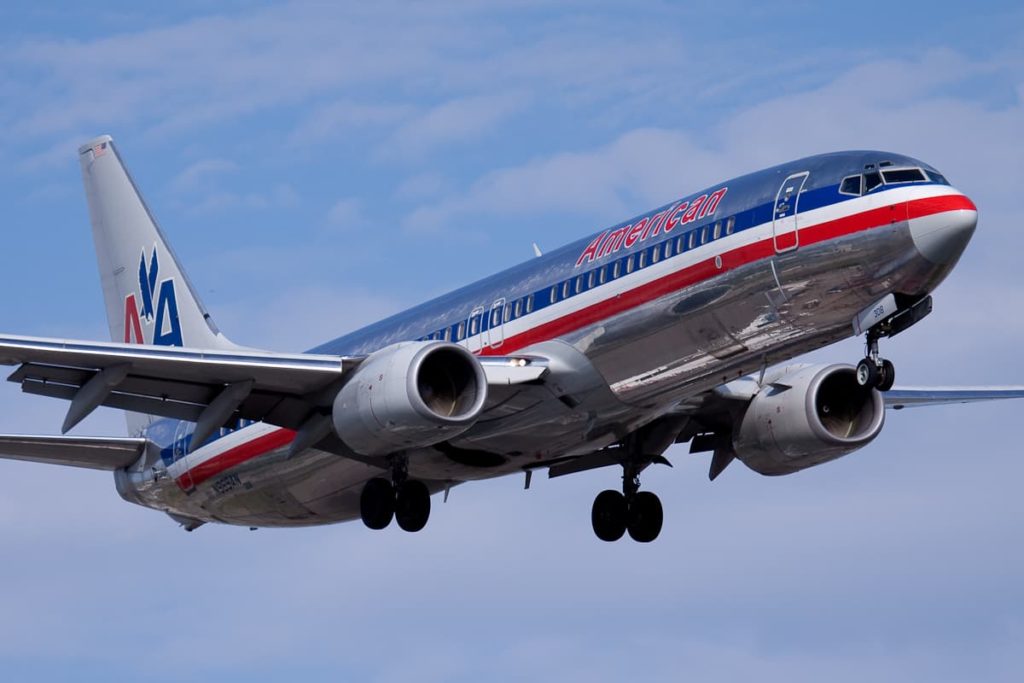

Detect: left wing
[0, 334, 549, 445]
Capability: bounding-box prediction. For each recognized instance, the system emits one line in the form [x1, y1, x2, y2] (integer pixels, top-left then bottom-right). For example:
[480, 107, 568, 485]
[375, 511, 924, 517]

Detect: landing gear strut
[856, 330, 896, 392]
[591, 460, 664, 543]
[359, 457, 431, 532]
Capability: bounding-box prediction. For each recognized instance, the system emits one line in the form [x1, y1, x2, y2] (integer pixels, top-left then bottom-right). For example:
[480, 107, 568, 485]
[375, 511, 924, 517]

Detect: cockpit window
[839, 175, 862, 196]
[863, 171, 883, 192]
[881, 168, 927, 184]
[928, 170, 950, 185]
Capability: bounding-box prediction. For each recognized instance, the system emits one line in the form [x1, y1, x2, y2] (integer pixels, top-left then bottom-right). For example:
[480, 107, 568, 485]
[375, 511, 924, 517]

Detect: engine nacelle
[332, 341, 487, 456]
[733, 364, 885, 476]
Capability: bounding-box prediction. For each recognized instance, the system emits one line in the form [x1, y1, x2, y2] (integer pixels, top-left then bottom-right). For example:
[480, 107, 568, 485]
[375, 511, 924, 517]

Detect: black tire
[856, 359, 878, 388]
[395, 480, 431, 533]
[627, 491, 663, 543]
[877, 359, 896, 392]
[360, 477, 395, 530]
[591, 489, 627, 542]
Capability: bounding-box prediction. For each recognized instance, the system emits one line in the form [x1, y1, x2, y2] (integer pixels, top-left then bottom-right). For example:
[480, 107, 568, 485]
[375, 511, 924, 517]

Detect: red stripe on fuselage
[481, 194, 974, 356]
[180, 193, 973, 487]
[177, 428, 295, 489]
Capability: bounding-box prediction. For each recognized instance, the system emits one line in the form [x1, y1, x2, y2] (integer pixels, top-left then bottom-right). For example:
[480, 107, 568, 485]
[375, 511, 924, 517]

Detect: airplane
[0, 135, 1021, 543]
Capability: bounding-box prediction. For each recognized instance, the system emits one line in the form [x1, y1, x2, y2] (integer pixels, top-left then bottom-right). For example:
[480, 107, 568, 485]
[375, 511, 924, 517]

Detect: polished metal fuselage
[118, 159, 974, 528]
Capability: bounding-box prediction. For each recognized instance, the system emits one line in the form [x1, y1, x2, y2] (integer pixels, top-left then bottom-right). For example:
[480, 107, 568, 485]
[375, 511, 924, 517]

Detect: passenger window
[688, 231, 696, 249]
[651, 246, 660, 264]
[514, 299, 522, 318]
[550, 285, 559, 303]
[587, 271, 595, 288]
[526, 295, 534, 313]
[626, 255, 635, 274]
[575, 275, 584, 294]
[503, 305, 511, 324]
[664, 241, 672, 259]
[469, 316, 479, 336]
[864, 171, 883, 192]
[612, 261, 621, 278]
[638, 251, 646, 269]
[456, 322, 465, 341]
[675, 236, 684, 254]
[562, 280, 571, 299]
[443, 327, 451, 341]
[725, 216, 735, 235]
[598, 266, 607, 284]
[700, 226, 708, 244]
[713, 221, 722, 240]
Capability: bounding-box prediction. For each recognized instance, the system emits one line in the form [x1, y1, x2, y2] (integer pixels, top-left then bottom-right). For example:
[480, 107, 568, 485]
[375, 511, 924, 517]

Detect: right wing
[883, 387, 1024, 409]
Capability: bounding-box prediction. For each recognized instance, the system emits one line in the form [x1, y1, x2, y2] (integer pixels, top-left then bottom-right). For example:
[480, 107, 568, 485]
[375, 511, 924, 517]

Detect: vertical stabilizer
[79, 135, 238, 434]
[79, 135, 236, 351]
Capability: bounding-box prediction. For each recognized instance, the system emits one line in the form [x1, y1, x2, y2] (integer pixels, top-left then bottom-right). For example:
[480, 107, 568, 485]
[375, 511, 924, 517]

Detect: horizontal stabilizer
[0, 434, 148, 470]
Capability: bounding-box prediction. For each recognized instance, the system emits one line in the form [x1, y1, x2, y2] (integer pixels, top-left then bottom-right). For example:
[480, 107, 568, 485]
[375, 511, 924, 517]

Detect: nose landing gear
[856, 330, 896, 392]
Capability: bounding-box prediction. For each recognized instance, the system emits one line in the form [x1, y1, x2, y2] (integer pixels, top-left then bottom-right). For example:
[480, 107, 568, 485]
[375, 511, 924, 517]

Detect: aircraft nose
[909, 193, 978, 264]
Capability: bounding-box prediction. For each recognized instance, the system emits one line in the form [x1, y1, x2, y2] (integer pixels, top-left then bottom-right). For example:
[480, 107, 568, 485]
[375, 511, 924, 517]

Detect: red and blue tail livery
[124, 246, 182, 346]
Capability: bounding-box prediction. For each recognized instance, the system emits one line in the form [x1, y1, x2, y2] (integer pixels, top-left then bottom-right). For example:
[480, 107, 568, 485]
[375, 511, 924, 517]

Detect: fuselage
[117, 150, 978, 527]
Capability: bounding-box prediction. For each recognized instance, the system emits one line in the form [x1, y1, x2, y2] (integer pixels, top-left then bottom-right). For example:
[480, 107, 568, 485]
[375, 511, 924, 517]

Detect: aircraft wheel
[856, 359, 878, 388]
[360, 477, 395, 530]
[877, 359, 896, 392]
[592, 489, 627, 542]
[395, 480, 431, 533]
[627, 491, 663, 543]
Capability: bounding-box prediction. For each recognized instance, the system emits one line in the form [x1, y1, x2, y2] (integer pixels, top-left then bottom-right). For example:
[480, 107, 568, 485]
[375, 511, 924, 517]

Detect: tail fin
[79, 135, 239, 436]
[78, 135, 236, 351]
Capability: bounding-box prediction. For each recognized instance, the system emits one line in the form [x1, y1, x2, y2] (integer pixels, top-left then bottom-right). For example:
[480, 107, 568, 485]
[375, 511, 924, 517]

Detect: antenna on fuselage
[532, 242, 543, 258]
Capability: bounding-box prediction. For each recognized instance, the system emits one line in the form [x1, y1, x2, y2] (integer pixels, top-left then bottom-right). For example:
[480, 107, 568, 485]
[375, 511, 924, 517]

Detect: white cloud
[169, 157, 238, 193]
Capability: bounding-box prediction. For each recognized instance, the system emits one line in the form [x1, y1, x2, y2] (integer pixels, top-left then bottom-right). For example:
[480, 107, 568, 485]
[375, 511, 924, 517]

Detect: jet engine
[733, 364, 885, 475]
[332, 341, 488, 456]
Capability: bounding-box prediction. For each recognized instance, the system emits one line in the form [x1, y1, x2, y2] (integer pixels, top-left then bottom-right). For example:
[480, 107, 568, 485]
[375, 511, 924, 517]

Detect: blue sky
[0, 2, 1022, 681]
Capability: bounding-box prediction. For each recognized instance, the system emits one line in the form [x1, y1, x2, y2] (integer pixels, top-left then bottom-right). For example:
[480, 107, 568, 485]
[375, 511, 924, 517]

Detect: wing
[0, 334, 548, 445]
[883, 387, 1024, 409]
[0, 434, 148, 470]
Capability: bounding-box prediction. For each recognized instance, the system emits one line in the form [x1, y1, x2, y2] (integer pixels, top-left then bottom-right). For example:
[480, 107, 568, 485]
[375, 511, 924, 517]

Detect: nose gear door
[772, 171, 809, 253]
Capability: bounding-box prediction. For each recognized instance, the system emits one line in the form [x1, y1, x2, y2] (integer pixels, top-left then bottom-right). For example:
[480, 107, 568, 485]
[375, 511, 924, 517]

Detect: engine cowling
[332, 341, 488, 456]
[733, 364, 885, 476]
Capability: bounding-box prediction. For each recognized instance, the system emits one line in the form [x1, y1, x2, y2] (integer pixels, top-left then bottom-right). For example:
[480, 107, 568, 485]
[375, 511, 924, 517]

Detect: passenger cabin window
[575, 275, 584, 294]
[562, 280, 571, 299]
[598, 266, 607, 284]
[612, 261, 621, 278]
[550, 285, 559, 303]
[881, 168, 927, 184]
[864, 171, 883, 192]
[456, 322, 465, 341]
[587, 271, 595, 288]
[625, 255, 635, 274]
[651, 245, 660, 264]
[688, 231, 696, 250]
[638, 251, 647, 269]
[700, 226, 708, 244]
[725, 216, 735, 235]
[469, 316, 479, 336]
[839, 175, 862, 196]
[513, 299, 522, 318]
[526, 294, 534, 313]
[712, 221, 722, 240]
[664, 241, 672, 259]
[675, 236, 684, 254]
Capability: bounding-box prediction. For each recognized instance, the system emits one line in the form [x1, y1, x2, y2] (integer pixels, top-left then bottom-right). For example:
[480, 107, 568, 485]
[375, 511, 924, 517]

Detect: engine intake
[733, 364, 885, 475]
[333, 341, 487, 456]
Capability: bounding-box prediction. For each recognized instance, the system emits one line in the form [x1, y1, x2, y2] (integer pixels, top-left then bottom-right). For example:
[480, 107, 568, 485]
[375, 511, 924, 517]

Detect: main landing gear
[591, 461, 664, 543]
[360, 457, 431, 532]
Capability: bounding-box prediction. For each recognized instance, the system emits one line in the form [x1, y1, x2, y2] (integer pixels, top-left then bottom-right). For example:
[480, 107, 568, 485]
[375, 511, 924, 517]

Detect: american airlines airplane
[1, 136, 1020, 543]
